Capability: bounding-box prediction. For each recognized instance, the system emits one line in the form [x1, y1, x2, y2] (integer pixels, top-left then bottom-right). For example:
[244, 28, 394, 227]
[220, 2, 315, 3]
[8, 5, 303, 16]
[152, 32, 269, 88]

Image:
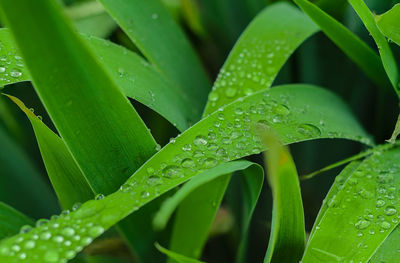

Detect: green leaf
[375, 4, 400, 47]
[348, 0, 400, 95]
[169, 3, 319, 259]
[0, 125, 59, 218]
[204, 2, 319, 114]
[0, 202, 33, 239]
[0, 28, 190, 131]
[262, 133, 305, 263]
[97, 0, 211, 121]
[0, 84, 372, 262]
[294, 0, 391, 90]
[155, 243, 205, 263]
[0, 0, 157, 195]
[153, 161, 263, 261]
[66, 1, 117, 38]
[6, 95, 93, 209]
[302, 145, 400, 262]
[0, 30, 30, 87]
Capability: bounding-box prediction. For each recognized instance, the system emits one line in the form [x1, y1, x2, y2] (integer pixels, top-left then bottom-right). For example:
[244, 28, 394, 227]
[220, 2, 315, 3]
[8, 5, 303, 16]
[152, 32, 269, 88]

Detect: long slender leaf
[302, 145, 400, 262]
[0, 125, 58, 218]
[348, 0, 400, 95]
[375, 4, 400, 47]
[0, 84, 372, 262]
[0, 28, 190, 131]
[155, 243, 205, 263]
[0, 202, 33, 239]
[66, 1, 117, 38]
[153, 161, 263, 261]
[0, 0, 157, 195]
[294, 0, 391, 90]
[6, 95, 93, 209]
[204, 2, 319, 114]
[263, 133, 305, 263]
[97, 0, 211, 121]
[169, 3, 319, 259]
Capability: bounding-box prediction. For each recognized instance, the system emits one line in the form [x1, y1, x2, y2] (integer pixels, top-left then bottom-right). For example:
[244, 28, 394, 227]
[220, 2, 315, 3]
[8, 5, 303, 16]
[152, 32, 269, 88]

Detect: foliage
[0, 0, 399, 262]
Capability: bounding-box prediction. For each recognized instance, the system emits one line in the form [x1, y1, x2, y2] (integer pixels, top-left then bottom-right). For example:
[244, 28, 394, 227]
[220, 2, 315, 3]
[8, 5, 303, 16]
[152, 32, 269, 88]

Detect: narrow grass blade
[204, 2, 319, 114]
[170, 3, 318, 259]
[155, 243, 205, 263]
[0, 125, 58, 218]
[0, 84, 373, 262]
[263, 133, 305, 263]
[302, 146, 400, 262]
[66, 1, 116, 38]
[0, 30, 29, 87]
[97, 0, 211, 121]
[7, 95, 93, 209]
[294, 0, 391, 90]
[0, 28, 190, 131]
[375, 4, 400, 47]
[0, 202, 33, 239]
[0, 0, 157, 195]
[348, 0, 400, 95]
[307, 161, 362, 241]
[153, 161, 263, 261]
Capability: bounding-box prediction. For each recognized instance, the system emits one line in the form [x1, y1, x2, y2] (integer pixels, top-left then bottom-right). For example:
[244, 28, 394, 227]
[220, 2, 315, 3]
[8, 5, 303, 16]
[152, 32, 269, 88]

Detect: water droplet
[152, 13, 158, 19]
[10, 68, 22, 78]
[61, 227, 75, 237]
[273, 104, 290, 116]
[203, 158, 217, 168]
[72, 203, 81, 211]
[89, 225, 104, 237]
[380, 221, 391, 230]
[297, 123, 321, 137]
[181, 158, 195, 168]
[24, 240, 35, 249]
[376, 199, 386, 208]
[162, 165, 183, 178]
[385, 206, 397, 216]
[19, 225, 32, 234]
[0, 66, 5, 73]
[355, 219, 370, 230]
[182, 144, 192, 151]
[95, 194, 105, 200]
[193, 135, 208, 146]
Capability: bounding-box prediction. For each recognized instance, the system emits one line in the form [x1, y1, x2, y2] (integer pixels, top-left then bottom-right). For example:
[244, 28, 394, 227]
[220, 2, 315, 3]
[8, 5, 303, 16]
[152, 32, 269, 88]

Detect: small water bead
[19, 225, 33, 234]
[0, 66, 5, 73]
[193, 135, 208, 146]
[36, 218, 49, 227]
[52, 235, 64, 243]
[380, 221, 391, 230]
[385, 206, 397, 216]
[40, 231, 52, 240]
[181, 158, 195, 168]
[182, 144, 192, 151]
[95, 194, 105, 200]
[72, 203, 82, 211]
[88, 225, 104, 237]
[151, 13, 158, 19]
[225, 87, 237, 98]
[208, 92, 219, 102]
[24, 240, 35, 249]
[376, 199, 386, 208]
[169, 138, 176, 144]
[203, 158, 218, 169]
[10, 68, 22, 78]
[297, 123, 322, 137]
[273, 104, 290, 116]
[61, 227, 75, 237]
[355, 219, 370, 230]
[162, 165, 183, 178]
[155, 144, 161, 151]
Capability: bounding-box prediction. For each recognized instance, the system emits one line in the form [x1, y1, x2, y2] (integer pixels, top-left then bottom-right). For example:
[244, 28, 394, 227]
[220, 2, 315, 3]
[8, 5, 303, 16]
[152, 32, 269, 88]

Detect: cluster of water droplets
[0, 200, 106, 263]
[0, 40, 25, 87]
[207, 35, 295, 109]
[312, 147, 400, 259]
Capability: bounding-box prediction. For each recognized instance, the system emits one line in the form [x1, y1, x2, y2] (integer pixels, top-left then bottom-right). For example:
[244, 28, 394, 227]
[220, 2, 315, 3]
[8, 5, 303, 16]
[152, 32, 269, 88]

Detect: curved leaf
[97, 0, 211, 121]
[204, 2, 319, 114]
[294, 0, 391, 90]
[375, 4, 400, 47]
[0, 28, 190, 131]
[154, 161, 263, 261]
[0, 125, 58, 218]
[6, 95, 93, 209]
[155, 243, 205, 263]
[302, 145, 400, 262]
[0, 0, 158, 195]
[0, 84, 372, 262]
[263, 133, 305, 263]
[348, 0, 400, 95]
[170, 3, 319, 259]
[0, 202, 33, 239]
